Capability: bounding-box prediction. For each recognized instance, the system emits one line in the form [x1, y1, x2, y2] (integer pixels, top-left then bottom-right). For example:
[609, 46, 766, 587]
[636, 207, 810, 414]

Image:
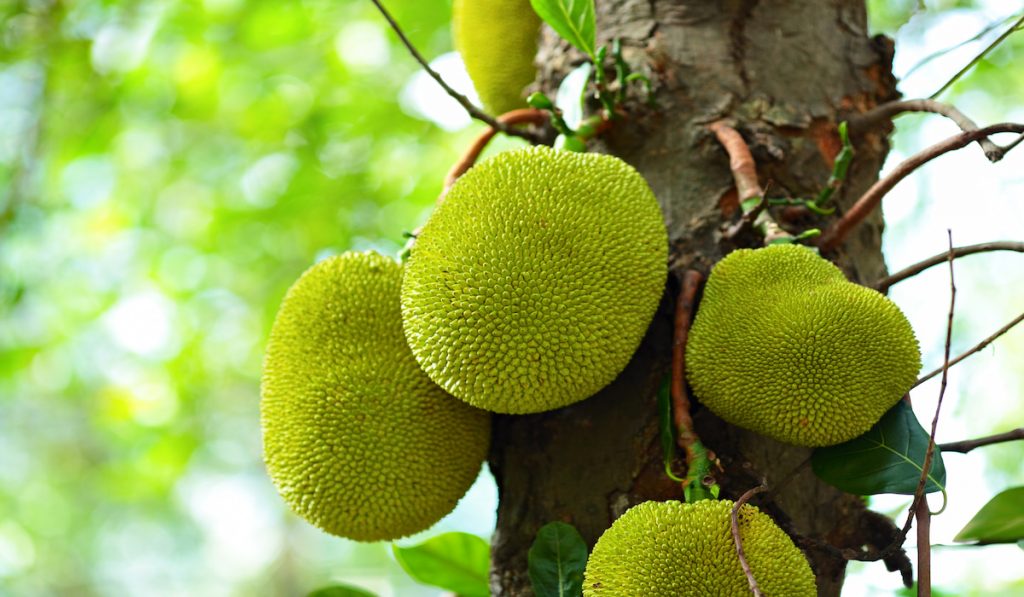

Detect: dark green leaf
[811, 401, 946, 495]
[528, 522, 588, 597]
[307, 585, 377, 597]
[528, 0, 596, 59]
[392, 533, 490, 597]
[954, 486, 1024, 544]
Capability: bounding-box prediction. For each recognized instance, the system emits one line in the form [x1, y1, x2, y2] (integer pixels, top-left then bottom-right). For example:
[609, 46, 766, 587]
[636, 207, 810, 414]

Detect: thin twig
[930, 13, 1024, 99]
[442, 108, 547, 193]
[900, 232, 956, 578]
[874, 241, 1024, 292]
[731, 485, 768, 597]
[818, 123, 1024, 252]
[672, 270, 704, 462]
[939, 428, 1024, 454]
[913, 310, 1024, 389]
[847, 99, 1003, 161]
[904, 12, 1019, 78]
[916, 504, 932, 597]
[368, 0, 540, 144]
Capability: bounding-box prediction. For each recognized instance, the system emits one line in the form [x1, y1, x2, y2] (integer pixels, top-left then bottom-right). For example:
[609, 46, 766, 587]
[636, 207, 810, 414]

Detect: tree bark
[489, 1, 901, 595]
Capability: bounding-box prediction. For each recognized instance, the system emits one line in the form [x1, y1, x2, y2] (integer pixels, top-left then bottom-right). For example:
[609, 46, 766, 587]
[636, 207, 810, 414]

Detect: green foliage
[528, 522, 588, 597]
[812, 401, 947, 495]
[392, 532, 491, 597]
[954, 487, 1024, 544]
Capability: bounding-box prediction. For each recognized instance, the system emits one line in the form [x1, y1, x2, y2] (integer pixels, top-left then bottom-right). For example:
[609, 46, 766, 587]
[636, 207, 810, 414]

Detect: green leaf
[307, 585, 377, 597]
[555, 62, 592, 130]
[528, 522, 588, 597]
[954, 487, 1024, 544]
[529, 0, 597, 59]
[392, 532, 490, 597]
[811, 401, 946, 495]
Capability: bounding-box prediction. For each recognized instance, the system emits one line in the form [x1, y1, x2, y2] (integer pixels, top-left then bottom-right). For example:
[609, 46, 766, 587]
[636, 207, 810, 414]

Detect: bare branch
[916, 503, 932, 597]
[731, 485, 768, 597]
[847, 99, 1003, 161]
[818, 123, 1024, 252]
[899, 232, 956, 573]
[913, 310, 1024, 389]
[369, 0, 540, 144]
[939, 428, 1024, 454]
[874, 241, 1024, 292]
[930, 13, 1024, 100]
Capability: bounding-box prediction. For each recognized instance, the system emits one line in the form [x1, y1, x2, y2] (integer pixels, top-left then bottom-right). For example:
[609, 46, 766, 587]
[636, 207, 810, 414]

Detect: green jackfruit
[402, 146, 667, 414]
[685, 244, 921, 447]
[583, 499, 816, 596]
[453, 0, 540, 115]
[261, 251, 491, 541]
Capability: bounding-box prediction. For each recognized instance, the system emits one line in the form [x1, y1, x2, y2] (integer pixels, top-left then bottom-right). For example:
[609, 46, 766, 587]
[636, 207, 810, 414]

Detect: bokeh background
[0, 0, 1021, 595]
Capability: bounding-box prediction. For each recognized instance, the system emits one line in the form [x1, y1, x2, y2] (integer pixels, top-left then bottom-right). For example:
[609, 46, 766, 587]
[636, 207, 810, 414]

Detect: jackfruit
[583, 499, 816, 596]
[452, 0, 540, 115]
[261, 251, 491, 541]
[685, 244, 921, 447]
[402, 146, 667, 414]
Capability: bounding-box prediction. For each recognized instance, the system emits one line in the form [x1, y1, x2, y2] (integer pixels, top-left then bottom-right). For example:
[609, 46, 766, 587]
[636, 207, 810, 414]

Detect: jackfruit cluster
[261, 251, 491, 541]
[452, 0, 540, 115]
[401, 146, 668, 414]
[685, 244, 921, 447]
[583, 499, 816, 596]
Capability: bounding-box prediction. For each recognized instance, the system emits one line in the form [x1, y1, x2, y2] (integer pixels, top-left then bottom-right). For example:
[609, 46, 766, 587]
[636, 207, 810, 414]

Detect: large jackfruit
[583, 499, 817, 596]
[401, 146, 668, 414]
[261, 251, 491, 541]
[452, 0, 540, 115]
[685, 244, 921, 447]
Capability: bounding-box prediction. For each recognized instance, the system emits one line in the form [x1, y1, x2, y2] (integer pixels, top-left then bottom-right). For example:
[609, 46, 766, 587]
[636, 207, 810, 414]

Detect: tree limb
[939, 428, 1024, 454]
[913, 310, 1024, 389]
[818, 123, 1024, 252]
[731, 485, 767, 597]
[874, 241, 1024, 292]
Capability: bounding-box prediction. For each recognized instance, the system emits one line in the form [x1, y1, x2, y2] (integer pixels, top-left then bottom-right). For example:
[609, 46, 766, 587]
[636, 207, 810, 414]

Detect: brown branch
[672, 270, 704, 464]
[731, 485, 767, 597]
[819, 123, 1024, 252]
[442, 109, 548, 193]
[708, 122, 789, 243]
[939, 427, 1024, 454]
[874, 241, 1024, 292]
[913, 310, 1024, 389]
[847, 99, 1004, 161]
[368, 0, 540, 144]
[916, 504, 932, 597]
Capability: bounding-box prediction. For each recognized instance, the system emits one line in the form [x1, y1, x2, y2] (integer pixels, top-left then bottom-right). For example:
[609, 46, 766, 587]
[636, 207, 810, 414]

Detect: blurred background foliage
[0, 0, 1020, 595]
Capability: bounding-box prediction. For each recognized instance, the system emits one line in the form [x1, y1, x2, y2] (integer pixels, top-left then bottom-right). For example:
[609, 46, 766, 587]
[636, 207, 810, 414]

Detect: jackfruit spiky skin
[685, 244, 921, 447]
[261, 251, 491, 541]
[452, 0, 540, 115]
[401, 146, 668, 414]
[583, 500, 817, 596]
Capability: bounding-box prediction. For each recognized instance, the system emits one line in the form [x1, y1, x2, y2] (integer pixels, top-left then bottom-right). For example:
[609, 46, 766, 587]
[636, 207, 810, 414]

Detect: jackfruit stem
[671, 271, 703, 461]
[441, 108, 548, 197]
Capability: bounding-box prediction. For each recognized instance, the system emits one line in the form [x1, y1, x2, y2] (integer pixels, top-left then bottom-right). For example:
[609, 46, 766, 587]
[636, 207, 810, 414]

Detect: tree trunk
[489, 1, 901, 595]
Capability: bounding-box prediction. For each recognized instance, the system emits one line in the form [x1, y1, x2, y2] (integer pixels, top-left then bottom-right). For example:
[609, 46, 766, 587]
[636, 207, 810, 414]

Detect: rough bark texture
[489, 1, 901, 595]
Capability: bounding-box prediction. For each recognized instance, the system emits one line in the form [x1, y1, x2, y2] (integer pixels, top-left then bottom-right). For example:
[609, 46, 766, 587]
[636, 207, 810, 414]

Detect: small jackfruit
[402, 146, 668, 414]
[261, 251, 491, 541]
[583, 499, 817, 596]
[685, 244, 921, 447]
[452, 0, 540, 115]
